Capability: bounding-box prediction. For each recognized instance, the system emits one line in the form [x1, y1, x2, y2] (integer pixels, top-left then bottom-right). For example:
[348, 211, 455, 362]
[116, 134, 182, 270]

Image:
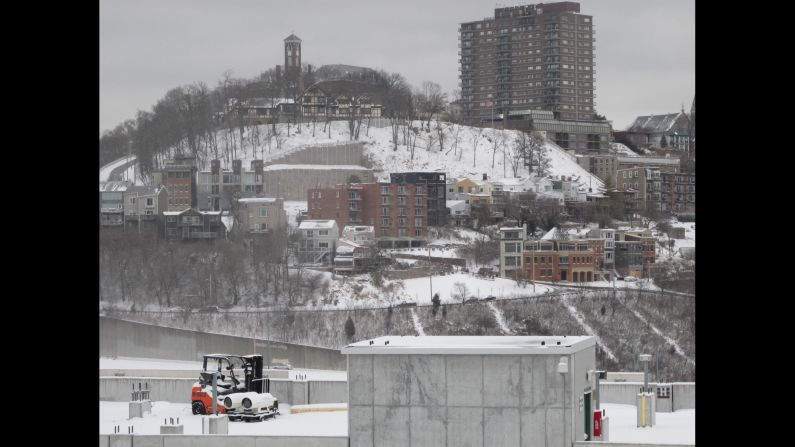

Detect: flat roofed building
[343, 335, 596, 447]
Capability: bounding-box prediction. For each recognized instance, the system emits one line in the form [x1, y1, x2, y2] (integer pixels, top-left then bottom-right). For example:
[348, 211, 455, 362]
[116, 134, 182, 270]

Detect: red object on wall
[593, 409, 603, 437]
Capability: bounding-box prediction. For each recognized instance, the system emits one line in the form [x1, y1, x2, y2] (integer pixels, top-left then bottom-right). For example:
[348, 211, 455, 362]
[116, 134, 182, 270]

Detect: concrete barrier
[99, 368, 289, 379]
[575, 443, 693, 447]
[100, 377, 348, 406]
[600, 382, 695, 410]
[100, 317, 345, 370]
[101, 435, 348, 447]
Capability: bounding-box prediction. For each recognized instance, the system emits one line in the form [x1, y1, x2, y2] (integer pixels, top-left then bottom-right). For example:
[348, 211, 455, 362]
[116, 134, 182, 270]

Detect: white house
[297, 220, 339, 265]
[446, 200, 471, 227]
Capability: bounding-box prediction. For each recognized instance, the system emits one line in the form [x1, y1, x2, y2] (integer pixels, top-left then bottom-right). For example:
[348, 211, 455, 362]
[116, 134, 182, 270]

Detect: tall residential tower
[459, 2, 596, 125]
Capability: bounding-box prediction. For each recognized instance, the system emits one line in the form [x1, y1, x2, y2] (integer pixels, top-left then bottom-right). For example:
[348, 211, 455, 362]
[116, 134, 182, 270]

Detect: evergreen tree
[344, 315, 356, 339]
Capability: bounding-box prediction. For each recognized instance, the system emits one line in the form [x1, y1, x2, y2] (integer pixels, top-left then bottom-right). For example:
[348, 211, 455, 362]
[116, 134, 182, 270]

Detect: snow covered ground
[399, 272, 553, 304]
[99, 401, 347, 436]
[99, 400, 693, 443]
[601, 403, 695, 445]
[108, 120, 605, 195]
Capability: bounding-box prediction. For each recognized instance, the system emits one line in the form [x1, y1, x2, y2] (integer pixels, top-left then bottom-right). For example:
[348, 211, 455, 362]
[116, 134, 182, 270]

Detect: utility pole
[428, 245, 433, 301]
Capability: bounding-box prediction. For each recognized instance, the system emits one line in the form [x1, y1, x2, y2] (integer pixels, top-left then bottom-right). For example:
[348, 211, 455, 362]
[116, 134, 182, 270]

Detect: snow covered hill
[115, 121, 604, 193]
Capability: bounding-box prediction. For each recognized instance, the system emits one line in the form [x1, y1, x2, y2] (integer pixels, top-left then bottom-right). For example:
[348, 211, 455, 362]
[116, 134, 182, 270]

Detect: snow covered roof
[125, 185, 162, 196]
[617, 157, 679, 165]
[499, 226, 524, 231]
[342, 336, 596, 355]
[243, 97, 295, 108]
[335, 245, 356, 255]
[627, 112, 685, 134]
[163, 209, 190, 216]
[263, 164, 370, 171]
[299, 220, 337, 230]
[343, 225, 373, 233]
[238, 197, 279, 203]
[446, 200, 467, 207]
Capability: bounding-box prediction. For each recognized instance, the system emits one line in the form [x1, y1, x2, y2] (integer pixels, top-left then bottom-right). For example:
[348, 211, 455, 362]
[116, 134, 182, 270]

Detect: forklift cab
[200, 354, 265, 394]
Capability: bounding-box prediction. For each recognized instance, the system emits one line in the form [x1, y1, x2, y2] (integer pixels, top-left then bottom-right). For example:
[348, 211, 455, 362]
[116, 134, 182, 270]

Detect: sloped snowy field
[103, 121, 604, 193]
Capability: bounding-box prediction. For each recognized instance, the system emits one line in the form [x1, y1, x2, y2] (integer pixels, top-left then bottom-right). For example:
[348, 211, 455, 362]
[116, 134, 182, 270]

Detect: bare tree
[417, 81, 448, 131]
[490, 129, 506, 169]
[452, 281, 470, 303]
[470, 127, 484, 168]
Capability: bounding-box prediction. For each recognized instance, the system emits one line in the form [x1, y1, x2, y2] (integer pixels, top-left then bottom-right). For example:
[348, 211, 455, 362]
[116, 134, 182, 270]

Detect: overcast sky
[100, 0, 694, 133]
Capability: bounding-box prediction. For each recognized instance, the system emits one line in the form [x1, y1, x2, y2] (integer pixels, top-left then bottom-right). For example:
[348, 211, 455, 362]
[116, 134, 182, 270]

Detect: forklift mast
[244, 355, 264, 393]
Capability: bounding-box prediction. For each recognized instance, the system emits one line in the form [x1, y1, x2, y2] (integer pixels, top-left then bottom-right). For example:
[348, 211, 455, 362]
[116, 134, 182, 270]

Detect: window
[504, 256, 517, 266]
[381, 196, 389, 205]
[399, 217, 406, 227]
[306, 230, 314, 237]
[129, 197, 136, 204]
[167, 216, 176, 223]
[381, 186, 389, 195]
[559, 256, 568, 264]
[381, 218, 389, 226]
[458, 186, 463, 193]
[382, 207, 389, 216]
[318, 242, 329, 249]
[319, 230, 329, 236]
[505, 243, 517, 253]
[399, 207, 406, 216]
[259, 207, 269, 217]
[399, 228, 407, 237]
[382, 228, 389, 236]
[415, 229, 422, 237]
[415, 196, 423, 206]
[336, 191, 340, 198]
[398, 196, 406, 206]
[398, 186, 406, 195]
[415, 207, 423, 216]
[415, 217, 423, 227]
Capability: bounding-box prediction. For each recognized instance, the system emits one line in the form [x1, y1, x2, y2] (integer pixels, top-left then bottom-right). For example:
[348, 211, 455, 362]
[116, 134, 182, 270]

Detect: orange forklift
[191, 354, 269, 415]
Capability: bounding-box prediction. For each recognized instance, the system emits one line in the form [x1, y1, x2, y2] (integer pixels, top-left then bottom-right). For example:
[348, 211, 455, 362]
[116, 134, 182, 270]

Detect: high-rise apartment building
[459, 2, 596, 125]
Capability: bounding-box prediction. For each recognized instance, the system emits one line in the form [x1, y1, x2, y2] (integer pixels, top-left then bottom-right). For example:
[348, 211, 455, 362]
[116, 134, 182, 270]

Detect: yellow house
[454, 177, 493, 205]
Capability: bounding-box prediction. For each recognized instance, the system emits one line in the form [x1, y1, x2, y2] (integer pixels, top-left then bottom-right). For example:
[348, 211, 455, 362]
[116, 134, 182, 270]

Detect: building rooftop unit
[342, 335, 595, 355]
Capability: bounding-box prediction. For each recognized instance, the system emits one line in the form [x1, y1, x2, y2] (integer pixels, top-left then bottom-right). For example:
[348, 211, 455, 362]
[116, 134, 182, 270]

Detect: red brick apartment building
[308, 183, 429, 248]
[519, 239, 601, 282]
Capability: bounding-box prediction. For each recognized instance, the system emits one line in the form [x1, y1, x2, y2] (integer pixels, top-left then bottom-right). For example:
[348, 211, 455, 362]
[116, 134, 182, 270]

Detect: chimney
[483, 173, 488, 181]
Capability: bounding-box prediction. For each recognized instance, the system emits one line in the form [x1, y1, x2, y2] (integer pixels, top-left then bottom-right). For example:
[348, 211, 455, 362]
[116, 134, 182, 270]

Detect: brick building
[152, 156, 197, 211]
[307, 182, 429, 248]
[390, 172, 447, 227]
[661, 172, 695, 213]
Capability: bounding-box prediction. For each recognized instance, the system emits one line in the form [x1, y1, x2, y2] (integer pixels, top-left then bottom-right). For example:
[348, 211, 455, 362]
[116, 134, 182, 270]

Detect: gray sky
[100, 0, 694, 133]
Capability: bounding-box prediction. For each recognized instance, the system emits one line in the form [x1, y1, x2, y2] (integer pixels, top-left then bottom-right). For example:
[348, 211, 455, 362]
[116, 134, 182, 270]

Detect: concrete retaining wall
[266, 142, 365, 166]
[100, 317, 346, 370]
[100, 435, 348, 447]
[99, 377, 348, 406]
[600, 382, 695, 410]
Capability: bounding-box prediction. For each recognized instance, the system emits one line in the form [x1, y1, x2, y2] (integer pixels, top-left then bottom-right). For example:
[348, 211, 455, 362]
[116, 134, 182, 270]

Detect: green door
[584, 391, 592, 440]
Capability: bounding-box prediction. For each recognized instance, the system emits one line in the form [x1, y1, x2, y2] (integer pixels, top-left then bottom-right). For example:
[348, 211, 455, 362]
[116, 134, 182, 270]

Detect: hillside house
[297, 220, 339, 265]
[236, 197, 287, 235]
[163, 208, 226, 241]
[123, 185, 167, 234]
[99, 181, 131, 227]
